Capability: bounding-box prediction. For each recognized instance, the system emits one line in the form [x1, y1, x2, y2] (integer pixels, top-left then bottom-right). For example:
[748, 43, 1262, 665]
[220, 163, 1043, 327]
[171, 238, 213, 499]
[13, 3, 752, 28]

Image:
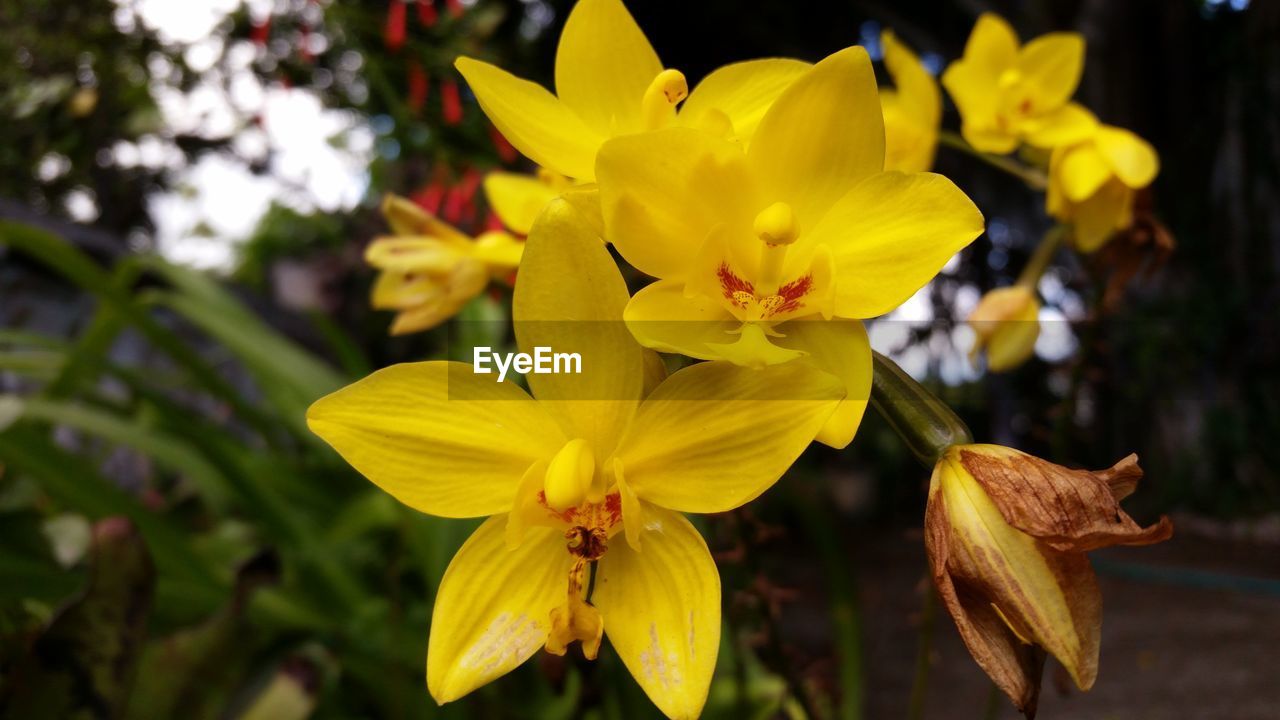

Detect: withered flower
[925, 444, 1172, 717]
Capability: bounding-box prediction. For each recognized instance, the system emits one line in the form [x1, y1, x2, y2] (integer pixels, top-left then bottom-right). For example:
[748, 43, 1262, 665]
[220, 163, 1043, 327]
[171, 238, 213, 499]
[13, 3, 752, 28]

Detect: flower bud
[967, 286, 1039, 372]
[925, 444, 1171, 716]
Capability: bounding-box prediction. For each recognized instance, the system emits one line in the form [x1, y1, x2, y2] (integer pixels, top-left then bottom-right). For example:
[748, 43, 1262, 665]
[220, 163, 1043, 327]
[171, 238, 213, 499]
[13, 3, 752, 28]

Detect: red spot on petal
[772, 274, 813, 316]
[718, 263, 754, 308]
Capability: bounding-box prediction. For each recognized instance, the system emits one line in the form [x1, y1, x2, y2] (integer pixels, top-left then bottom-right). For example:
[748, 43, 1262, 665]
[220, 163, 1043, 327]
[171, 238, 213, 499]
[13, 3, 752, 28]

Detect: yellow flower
[1047, 124, 1159, 252]
[454, 0, 810, 180]
[967, 286, 1040, 372]
[942, 13, 1096, 153]
[309, 202, 844, 719]
[484, 167, 606, 240]
[927, 445, 1172, 716]
[880, 30, 941, 173]
[595, 47, 984, 448]
[366, 195, 523, 335]
[482, 168, 569, 236]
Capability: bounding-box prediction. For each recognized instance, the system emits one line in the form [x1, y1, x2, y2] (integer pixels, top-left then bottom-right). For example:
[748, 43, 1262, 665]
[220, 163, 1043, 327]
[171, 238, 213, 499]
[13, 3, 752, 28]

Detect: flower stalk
[1015, 225, 1066, 290]
[938, 130, 1048, 191]
[868, 351, 973, 467]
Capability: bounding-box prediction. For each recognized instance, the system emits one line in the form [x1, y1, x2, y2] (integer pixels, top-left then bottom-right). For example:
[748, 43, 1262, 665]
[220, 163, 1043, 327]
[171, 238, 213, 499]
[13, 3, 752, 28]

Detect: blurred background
[1, 0, 1277, 718]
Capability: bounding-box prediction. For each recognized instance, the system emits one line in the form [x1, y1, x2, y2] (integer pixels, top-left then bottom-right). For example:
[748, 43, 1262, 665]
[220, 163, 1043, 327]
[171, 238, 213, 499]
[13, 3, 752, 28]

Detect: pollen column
[640, 68, 688, 130]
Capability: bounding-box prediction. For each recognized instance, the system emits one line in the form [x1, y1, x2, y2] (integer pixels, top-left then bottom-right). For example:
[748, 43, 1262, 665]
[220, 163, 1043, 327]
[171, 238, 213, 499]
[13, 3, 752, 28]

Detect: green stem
[905, 586, 937, 720]
[869, 352, 973, 468]
[938, 131, 1048, 191]
[1015, 225, 1067, 290]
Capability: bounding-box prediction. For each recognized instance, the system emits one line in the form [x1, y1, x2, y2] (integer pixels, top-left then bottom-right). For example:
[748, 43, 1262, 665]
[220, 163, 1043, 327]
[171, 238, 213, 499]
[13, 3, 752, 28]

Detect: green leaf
[0, 518, 154, 720]
[0, 426, 223, 595]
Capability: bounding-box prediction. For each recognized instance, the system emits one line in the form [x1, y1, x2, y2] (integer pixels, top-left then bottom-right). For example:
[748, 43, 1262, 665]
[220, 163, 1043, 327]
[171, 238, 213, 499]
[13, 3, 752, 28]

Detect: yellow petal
[748, 46, 885, 228]
[924, 481, 1045, 715]
[513, 199, 646, 458]
[804, 171, 983, 319]
[388, 302, 458, 335]
[382, 194, 473, 244]
[704, 322, 806, 368]
[880, 31, 941, 173]
[554, 0, 662, 137]
[306, 361, 566, 517]
[881, 91, 939, 173]
[770, 318, 871, 449]
[964, 13, 1020, 81]
[1056, 142, 1112, 202]
[596, 127, 758, 279]
[371, 270, 442, 310]
[1071, 180, 1132, 252]
[1095, 125, 1159, 188]
[981, 293, 1040, 372]
[959, 118, 1020, 155]
[470, 230, 524, 270]
[942, 14, 1024, 153]
[1016, 32, 1084, 111]
[614, 361, 842, 513]
[593, 505, 719, 720]
[427, 516, 573, 703]
[455, 57, 605, 180]
[934, 452, 1101, 690]
[484, 172, 561, 235]
[679, 58, 811, 142]
[1021, 101, 1097, 148]
[623, 279, 740, 359]
[882, 31, 941, 128]
[364, 237, 464, 274]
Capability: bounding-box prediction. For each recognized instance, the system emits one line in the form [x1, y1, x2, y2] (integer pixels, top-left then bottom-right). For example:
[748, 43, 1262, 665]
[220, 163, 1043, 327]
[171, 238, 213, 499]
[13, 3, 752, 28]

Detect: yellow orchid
[309, 201, 844, 718]
[942, 13, 1096, 154]
[484, 167, 605, 240]
[880, 30, 941, 173]
[454, 0, 810, 181]
[967, 285, 1040, 372]
[926, 444, 1171, 716]
[1047, 124, 1159, 252]
[483, 168, 569, 236]
[366, 194, 523, 335]
[595, 47, 984, 448]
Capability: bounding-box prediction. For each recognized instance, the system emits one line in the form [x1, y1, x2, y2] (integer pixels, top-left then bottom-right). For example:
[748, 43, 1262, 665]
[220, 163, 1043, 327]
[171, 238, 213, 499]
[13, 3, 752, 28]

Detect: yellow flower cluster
[310, 3, 1170, 718]
[938, 14, 1161, 372]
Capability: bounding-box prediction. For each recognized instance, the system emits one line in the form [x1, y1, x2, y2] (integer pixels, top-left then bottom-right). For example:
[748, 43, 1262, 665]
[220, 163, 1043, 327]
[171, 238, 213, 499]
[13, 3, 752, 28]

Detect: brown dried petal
[926, 486, 1045, 717]
[960, 448, 1174, 553]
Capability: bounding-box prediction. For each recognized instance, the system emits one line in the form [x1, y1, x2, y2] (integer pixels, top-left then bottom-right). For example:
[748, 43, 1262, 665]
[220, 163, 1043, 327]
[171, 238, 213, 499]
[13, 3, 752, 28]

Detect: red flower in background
[384, 0, 407, 52]
[417, 0, 438, 27]
[408, 61, 430, 112]
[440, 79, 463, 125]
[250, 17, 271, 47]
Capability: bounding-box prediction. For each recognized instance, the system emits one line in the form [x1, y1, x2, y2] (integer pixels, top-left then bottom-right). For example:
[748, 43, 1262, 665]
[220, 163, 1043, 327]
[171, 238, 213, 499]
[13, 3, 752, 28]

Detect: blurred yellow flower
[455, 0, 810, 180]
[482, 168, 569, 236]
[926, 444, 1171, 716]
[309, 202, 844, 719]
[1048, 124, 1159, 252]
[366, 194, 523, 335]
[595, 47, 984, 448]
[484, 167, 606, 240]
[967, 285, 1040, 372]
[880, 30, 941, 173]
[942, 13, 1096, 154]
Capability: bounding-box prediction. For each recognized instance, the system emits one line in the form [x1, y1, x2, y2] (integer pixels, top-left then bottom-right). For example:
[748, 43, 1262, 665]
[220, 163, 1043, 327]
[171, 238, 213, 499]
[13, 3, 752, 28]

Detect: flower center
[641, 68, 688, 130]
[543, 438, 597, 510]
[711, 202, 816, 323]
